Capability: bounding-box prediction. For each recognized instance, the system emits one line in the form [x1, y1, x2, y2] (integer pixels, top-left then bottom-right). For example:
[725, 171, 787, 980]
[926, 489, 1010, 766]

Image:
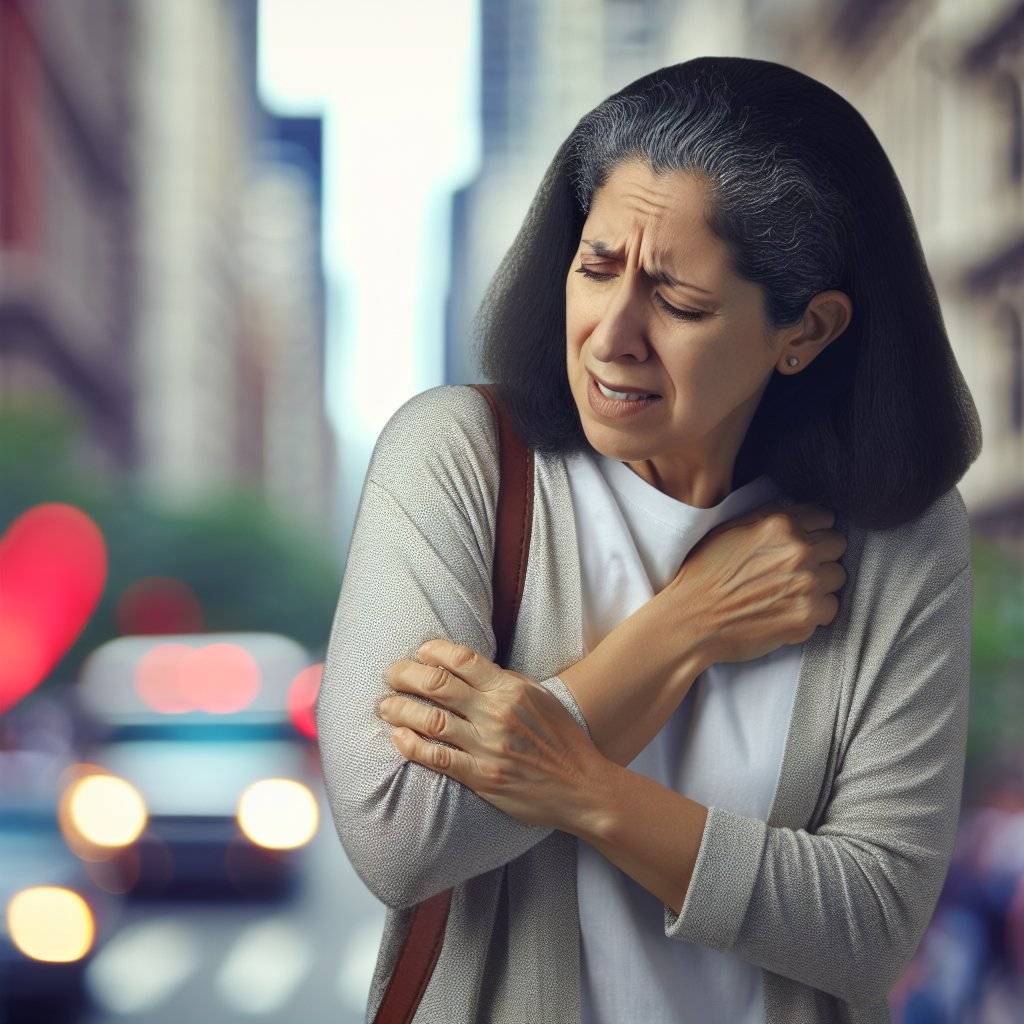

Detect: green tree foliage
[964, 535, 1024, 786]
[0, 400, 342, 695]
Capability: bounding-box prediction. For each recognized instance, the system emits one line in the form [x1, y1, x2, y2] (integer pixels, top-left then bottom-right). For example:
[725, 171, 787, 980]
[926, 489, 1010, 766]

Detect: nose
[587, 261, 653, 364]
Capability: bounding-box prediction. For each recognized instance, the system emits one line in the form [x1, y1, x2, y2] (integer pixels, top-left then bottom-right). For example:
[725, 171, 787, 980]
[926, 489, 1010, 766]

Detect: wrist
[566, 752, 625, 844]
[642, 589, 713, 684]
[558, 597, 712, 770]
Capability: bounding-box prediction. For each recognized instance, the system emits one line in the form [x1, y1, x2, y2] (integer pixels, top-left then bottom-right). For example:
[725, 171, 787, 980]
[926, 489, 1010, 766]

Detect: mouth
[589, 372, 661, 398]
[586, 373, 662, 419]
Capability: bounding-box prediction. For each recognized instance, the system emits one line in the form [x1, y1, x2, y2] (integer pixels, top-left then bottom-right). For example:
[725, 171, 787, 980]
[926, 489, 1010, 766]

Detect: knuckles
[430, 744, 454, 772]
[761, 511, 796, 539]
[385, 658, 453, 695]
[795, 568, 817, 594]
[448, 644, 477, 669]
[493, 704, 521, 732]
[423, 665, 449, 694]
[425, 705, 448, 737]
[479, 760, 509, 786]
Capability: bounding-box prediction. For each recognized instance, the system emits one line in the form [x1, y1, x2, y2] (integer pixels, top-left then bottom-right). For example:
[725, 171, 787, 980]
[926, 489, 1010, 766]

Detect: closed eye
[574, 265, 706, 322]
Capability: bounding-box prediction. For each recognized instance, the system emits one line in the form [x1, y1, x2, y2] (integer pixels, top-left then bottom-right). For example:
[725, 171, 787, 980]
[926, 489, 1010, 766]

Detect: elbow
[842, 962, 894, 1009]
[829, 832, 955, 1007]
[359, 874, 425, 913]
[860, 913, 935, 1007]
[841, 907, 924, 1006]
[805, 941, 903, 1006]
[347, 847, 427, 911]
[318, 747, 464, 911]
[327, 795, 437, 911]
[845, 950, 907, 1008]
[314, 701, 419, 906]
[851, 858, 955, 1005]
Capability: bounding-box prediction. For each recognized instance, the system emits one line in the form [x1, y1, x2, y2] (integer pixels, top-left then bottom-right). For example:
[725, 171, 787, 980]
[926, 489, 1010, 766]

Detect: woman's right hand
[655, 500, 849, 668]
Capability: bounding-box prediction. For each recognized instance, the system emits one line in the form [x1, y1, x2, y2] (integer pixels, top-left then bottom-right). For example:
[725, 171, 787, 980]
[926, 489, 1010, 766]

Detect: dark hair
[471, 56, 982, 531]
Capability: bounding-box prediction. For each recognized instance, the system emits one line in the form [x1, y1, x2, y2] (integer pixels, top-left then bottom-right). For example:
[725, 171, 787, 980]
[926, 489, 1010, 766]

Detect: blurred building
[0, 0, 336, 540]
[0, 0, 135, 473]
[447, 0, 610, 383]
[239, 141, 336, 533]
[131, 0, 252, 499]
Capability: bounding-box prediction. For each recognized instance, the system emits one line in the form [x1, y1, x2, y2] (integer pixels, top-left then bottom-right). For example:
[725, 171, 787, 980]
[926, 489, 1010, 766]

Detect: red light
[134, 642, 261, 714]
[116, 577, 203, 635]
[180, 643, 261, 714]
[0, 503, 106, 714]
[134, 644, 195, 714]
[287, 663, 322, 739]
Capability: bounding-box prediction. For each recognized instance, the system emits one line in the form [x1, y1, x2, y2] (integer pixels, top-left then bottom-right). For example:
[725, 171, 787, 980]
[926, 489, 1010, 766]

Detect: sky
[257, 0, 481, 550]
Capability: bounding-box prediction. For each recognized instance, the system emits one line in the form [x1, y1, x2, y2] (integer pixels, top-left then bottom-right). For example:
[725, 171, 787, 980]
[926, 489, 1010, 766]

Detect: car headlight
[66, 772, 148, 848]
[6, 886, 95, 962]
[236, 778, 318, 850]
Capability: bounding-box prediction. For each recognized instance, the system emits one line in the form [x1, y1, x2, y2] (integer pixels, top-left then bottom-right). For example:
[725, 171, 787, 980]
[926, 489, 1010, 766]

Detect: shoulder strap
[470, 382, 534, 666]
[372, 382, 534, 1024]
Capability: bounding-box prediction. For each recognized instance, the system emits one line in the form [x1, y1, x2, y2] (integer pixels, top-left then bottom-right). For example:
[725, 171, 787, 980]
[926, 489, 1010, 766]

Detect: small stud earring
[786, 356, 799, 367]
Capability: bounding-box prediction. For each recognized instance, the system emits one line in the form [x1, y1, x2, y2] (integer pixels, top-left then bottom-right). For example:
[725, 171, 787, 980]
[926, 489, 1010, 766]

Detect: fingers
[778, 502, 837, 533]
[416, 639, 506, 690]
[816, 559, 848, 596]
[808, 528, 848, 565]
[384, 656, 477, 718]
[378, 689, 477, 754]
[389, 714, 473, 784]
[743, 499, 841, 543]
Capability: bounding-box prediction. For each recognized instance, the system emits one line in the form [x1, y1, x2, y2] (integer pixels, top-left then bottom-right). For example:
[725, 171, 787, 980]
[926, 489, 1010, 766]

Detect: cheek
[564, 285, 582, 331]
[564, 303, 587, 357]
[661, 350, 730, 404]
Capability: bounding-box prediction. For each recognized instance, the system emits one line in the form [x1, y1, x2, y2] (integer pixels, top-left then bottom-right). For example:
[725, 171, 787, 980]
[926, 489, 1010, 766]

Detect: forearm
[567, 757, 709, 917]
[557, 595, 709, 767]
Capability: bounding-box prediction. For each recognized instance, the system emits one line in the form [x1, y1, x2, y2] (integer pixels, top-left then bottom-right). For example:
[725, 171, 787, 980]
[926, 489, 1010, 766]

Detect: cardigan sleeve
[663, 543, 974, 1008]
[314, 386, 591, 911]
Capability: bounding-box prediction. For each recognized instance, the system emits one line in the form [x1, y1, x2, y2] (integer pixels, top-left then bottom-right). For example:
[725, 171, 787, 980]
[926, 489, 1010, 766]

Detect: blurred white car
[72, 632, 321, 899]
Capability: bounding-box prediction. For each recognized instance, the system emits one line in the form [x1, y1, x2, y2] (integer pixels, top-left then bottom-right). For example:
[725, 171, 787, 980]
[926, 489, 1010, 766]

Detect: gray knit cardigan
[315, 384, 974, 1024]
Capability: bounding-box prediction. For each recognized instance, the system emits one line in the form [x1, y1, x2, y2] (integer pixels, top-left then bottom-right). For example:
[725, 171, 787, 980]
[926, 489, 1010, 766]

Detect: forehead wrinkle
[620, 188, 675, 217]
[593, 193, 705, 265]
[580, 230, 717, 297]
[585, 165, 721, 298]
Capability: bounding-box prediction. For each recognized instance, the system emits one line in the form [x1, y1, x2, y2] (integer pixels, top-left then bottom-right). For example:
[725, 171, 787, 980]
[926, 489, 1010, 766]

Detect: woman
[315, 57, 982, 1023]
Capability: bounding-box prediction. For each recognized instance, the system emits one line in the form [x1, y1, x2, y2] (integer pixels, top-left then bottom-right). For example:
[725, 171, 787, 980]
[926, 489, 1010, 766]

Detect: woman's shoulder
[366, 384, 501, 518]
[372, 384, 496, 457]
[839, 484, 972, 661]
[853, 485, 971, 582]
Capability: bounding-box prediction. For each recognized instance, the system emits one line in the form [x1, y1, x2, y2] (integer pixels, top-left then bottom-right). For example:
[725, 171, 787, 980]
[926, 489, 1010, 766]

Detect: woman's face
[565, 158, 849, 507]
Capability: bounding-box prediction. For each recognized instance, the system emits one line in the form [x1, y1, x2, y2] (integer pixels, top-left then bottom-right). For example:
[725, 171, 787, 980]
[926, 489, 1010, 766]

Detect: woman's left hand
[375, 638, 606, 833]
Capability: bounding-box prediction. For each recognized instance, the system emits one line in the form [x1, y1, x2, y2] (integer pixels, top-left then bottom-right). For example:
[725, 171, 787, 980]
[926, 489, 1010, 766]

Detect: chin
[579, 424, 644, 461]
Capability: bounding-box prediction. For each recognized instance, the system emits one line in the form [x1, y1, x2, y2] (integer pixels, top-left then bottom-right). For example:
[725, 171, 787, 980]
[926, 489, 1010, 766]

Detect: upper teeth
[597, 380, 654, 401]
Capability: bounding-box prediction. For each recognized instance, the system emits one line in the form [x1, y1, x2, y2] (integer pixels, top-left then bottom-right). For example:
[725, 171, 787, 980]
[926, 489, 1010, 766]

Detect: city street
[80, 792, 384, 1024]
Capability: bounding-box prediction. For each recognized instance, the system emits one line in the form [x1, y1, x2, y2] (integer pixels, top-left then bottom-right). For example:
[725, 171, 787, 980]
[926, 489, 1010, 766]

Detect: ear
[778, 290, 853, 372]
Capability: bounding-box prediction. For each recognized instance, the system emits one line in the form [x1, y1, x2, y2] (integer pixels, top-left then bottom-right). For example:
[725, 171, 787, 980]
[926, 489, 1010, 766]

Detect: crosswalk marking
[86, 919, 199, 1014]
[216, 915, 314, 1014]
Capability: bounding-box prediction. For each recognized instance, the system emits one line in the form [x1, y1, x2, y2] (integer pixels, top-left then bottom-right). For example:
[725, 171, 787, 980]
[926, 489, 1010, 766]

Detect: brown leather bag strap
[371, 382, 534, 1024]
[470, 383, 534, 666]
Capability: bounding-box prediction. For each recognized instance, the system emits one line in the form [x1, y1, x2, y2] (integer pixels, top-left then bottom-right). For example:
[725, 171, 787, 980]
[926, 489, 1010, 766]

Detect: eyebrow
[580, 238, 715, 296]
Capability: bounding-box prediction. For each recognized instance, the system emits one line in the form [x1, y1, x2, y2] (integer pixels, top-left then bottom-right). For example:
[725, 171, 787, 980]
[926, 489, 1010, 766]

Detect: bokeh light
[287, 662, 322, 739]
[116, 576, 204, 636]
[237, 778, 318, 850]
[6, 886, 96, 963]
[0, 503, 106, 714]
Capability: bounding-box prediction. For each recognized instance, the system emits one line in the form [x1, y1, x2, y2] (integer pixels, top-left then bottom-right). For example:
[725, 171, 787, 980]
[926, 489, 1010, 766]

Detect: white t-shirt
[564, 449, 804, 1024]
